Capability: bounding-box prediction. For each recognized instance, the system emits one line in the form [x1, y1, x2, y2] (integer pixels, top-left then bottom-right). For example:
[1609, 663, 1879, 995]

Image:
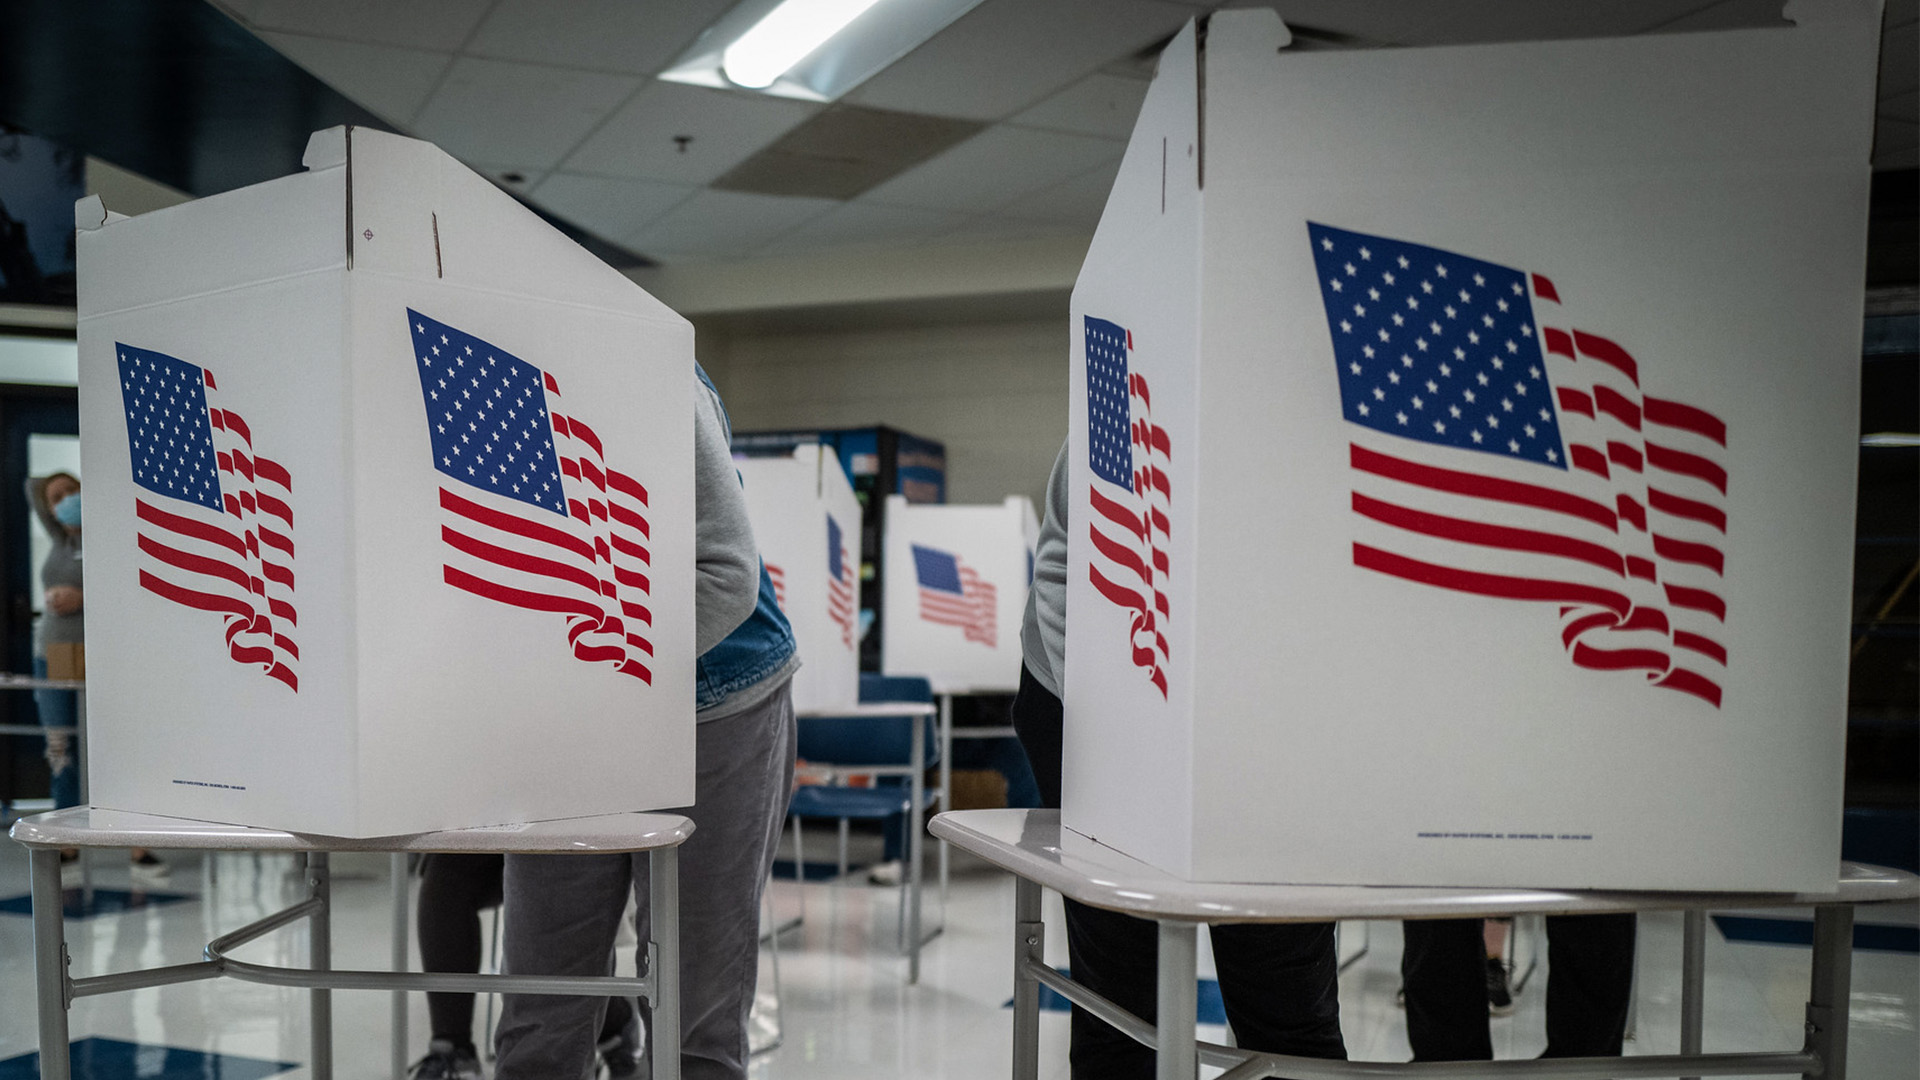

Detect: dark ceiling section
[0, 0, 651, 269]
[0, 0, 387, 197]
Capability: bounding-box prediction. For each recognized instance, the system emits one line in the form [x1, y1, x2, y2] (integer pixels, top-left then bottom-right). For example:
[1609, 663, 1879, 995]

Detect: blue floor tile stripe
[0, 1037, 297, 1080]
[1713, 915, 1920, 954]
[1005, 967, 1227, 1025]
[0, 887, 194, 920]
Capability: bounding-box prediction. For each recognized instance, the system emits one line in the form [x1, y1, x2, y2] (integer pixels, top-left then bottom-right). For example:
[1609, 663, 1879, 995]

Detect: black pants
[1011, 665, 1347, 1079]
[417, 853, 633, 1048]
[1401, 914, 1636, 1060]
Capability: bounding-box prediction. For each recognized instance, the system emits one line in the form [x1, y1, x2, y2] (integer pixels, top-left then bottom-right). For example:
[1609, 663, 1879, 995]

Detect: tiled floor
[0, 816, 1914, 1080]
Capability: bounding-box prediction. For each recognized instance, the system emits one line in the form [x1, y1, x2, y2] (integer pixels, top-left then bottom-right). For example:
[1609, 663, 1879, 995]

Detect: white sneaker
[866, 860, 903, 886]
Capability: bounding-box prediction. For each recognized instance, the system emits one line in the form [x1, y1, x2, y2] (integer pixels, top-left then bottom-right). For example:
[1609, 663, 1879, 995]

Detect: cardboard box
[76, 127, 696, 837]
[882, 494, 1037, 694]
[1062, 6, 1879, 890]
[734, 444, 862, 713]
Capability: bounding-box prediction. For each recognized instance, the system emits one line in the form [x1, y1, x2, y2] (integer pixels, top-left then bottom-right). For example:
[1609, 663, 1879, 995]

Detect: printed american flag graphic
[1084, 316, 1171, 699]
[408, 310, 654, 683]
[766, 562, 788, 612]
[827, 514, 856, 648]
[117, 344, 299, 691]
[911, 544, 996, 647]
[1308, 223, 1729, 707]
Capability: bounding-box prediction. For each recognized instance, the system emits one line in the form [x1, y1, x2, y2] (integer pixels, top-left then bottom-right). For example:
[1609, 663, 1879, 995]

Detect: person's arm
[1031, 441, 1070, 686]
[692, 376, 759, 655]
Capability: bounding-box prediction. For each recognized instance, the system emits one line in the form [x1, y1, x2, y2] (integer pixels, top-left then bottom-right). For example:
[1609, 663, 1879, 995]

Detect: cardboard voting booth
[1062, 5, 1879, 891]
[76, 127, 696, 837]
[735, 444, 862, 713]
[882, 494, 1036, 693]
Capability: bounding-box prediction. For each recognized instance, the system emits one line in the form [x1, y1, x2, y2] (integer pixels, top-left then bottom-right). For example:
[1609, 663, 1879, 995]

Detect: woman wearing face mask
[27, 472, 164, 877]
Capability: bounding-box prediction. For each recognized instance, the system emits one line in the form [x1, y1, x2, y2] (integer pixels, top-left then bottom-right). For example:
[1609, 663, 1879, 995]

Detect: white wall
[699, 317, 1069, 508]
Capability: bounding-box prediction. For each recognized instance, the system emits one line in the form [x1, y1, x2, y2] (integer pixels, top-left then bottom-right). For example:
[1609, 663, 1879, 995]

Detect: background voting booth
[74, 126, 696, 838]
[1062, 5, 1880, 891]
[881, 494, 1036, 695]
[735, 444, 861, 713]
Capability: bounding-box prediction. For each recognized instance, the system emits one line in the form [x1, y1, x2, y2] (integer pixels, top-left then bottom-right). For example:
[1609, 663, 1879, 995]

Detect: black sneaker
[598, 1013, 644, 1079]
[1486, 958, 1514, 1017]
[410, 1039, 483, 1080]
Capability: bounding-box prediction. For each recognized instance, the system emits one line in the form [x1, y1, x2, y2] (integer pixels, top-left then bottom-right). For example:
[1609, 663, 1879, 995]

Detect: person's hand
[44, 585, 82, 616]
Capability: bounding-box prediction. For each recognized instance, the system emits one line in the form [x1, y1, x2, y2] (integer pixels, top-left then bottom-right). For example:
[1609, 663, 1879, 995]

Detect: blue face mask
[52, 492, 81, 528]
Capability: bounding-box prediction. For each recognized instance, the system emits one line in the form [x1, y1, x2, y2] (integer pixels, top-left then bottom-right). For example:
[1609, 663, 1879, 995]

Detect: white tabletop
[10, 806, 694, 855]
[931, 809, 1920, 924]
[795, 701, 938, 718]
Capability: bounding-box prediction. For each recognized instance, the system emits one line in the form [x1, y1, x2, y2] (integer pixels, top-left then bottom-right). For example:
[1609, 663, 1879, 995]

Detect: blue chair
[783, 674, 942, 980]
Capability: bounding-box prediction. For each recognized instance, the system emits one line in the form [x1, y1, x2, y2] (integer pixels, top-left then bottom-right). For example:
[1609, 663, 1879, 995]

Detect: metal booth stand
[933, 809, 1920, 1080]
[11, 807, 693, 1080]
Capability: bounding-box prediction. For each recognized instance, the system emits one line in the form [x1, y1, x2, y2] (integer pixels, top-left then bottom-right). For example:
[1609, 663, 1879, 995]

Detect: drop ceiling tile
[934, 215, 1093, 245]
[411, 58, 643, 168]
[996, 159, 1122, 228]
[242, 0, 494, 52]
[758, 203, 970, 256]
[1264, 0, 1751, 47]
[563, 82, 820, 186]
[860, 124, 1124, 215]
[529, 173, 695, 240]
[464, 0, 735, 75]
[629, 190, 839, 260]
[257, 32, 452, 127]
[848, 0, 1203, 121]
[1009, 73, 1152, 139]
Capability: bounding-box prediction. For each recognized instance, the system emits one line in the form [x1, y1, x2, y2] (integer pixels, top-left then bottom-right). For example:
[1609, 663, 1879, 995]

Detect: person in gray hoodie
[493, 365, 799, 1080]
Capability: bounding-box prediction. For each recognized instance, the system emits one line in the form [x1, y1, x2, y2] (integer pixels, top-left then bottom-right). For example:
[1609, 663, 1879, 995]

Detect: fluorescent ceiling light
[1861, 432, 1920, 447]
[724, 0, 886, 89]
[662, 0, 985, 103]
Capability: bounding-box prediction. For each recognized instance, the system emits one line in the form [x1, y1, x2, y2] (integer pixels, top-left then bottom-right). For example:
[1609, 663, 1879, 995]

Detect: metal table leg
[938, 694, 952, 906]
[908, 711, 925, 984]
[391, 852, 410, 1079]
[1012, 876, 1043, 1080]
[1156, 920, 1198, 1080]
[650, 845, 683, 1080]
[32, 846, 71, 1080]
[1681, 909, 1706, 1080]
[309, 852, 333, 1080]
[1805, 904, 1854, 1080]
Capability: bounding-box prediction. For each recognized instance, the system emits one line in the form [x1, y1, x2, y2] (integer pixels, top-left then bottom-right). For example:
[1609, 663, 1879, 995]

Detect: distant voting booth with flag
[76, 127, 696, 837]
[735, 444, 862, 713]
[882, 494, 1037, 694]
[1062, 5, 1880, 891]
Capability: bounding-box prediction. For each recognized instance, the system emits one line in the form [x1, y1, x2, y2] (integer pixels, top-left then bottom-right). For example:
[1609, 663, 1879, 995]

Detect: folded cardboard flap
[303, 126, 350, 172]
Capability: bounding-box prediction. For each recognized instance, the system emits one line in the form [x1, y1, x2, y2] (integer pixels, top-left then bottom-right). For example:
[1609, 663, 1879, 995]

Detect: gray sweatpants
[495, 683, 796, 1080]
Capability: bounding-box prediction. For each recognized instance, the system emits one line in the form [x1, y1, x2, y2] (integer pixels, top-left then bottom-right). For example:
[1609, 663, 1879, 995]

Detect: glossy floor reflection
[0, 819, 1913, 1080]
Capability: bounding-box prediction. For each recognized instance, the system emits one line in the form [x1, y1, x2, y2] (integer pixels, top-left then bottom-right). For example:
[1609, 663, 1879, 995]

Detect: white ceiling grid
[217, 0, 1914, 267]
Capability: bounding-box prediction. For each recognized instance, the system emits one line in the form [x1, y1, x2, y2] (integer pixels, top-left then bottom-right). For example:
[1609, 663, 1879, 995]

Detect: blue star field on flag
[1085, 316, 1136, 491]
[1307, 223, 1566, 469]
[408, 309, 567, 516]
[118, 345, 226, 512]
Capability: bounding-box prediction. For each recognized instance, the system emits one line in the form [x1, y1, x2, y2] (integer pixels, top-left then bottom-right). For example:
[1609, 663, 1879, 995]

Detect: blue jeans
[33, 656, 80, 810]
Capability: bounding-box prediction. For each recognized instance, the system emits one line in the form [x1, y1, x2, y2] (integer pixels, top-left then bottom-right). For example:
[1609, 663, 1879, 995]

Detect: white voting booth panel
[1061, 7, 1877, 891]
[882, 495, 1035, 694]
[76, 127, 696, 837]
[735, 445, 861, 713]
